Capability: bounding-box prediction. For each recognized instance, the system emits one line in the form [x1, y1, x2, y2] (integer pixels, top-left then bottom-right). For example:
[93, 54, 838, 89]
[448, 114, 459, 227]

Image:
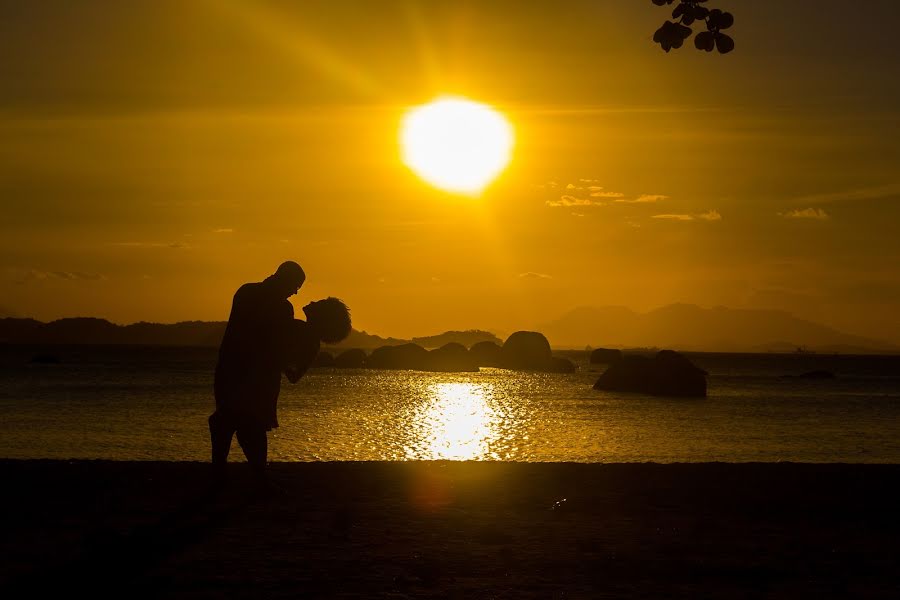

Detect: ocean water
[1, 345, 899, 463]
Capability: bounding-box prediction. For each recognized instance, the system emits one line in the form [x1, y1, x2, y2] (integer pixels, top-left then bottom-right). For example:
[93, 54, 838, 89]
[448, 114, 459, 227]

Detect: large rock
[501, 331, 553, 371]
[593, 350, 707, 397]
[334, 348, 367, 368]
[426, 343, 478, 372]
[550, 356, 576, 373]
[469, 341, 503, 367]
[312, 350, 334, 367]
[367, 343, 429, 370]
[590, 348, 622, 364]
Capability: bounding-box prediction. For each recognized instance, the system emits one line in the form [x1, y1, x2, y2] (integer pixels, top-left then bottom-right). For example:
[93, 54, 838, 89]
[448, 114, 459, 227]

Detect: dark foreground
[2, 461, 899, 599]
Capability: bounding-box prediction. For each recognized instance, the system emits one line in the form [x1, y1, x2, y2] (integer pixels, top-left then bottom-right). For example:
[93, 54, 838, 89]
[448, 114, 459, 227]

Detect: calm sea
[1, 345, 899, 463]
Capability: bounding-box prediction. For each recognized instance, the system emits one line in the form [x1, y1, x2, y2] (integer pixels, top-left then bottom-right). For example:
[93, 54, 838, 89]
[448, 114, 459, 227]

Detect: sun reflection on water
[406, 382, 499, 460]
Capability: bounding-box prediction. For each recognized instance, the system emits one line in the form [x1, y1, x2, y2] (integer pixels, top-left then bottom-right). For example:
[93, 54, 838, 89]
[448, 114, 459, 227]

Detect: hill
[541, 304, 897, 353]
[0, 318, 499, 350]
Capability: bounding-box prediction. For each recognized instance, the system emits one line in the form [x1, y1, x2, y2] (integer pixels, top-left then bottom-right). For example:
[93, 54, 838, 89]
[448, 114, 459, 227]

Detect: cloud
[517, 272, 552, 280]
[567, 182, 607, 192]
[546, 195, 605, 207]
[652, 210, 722, 222]
[111, 241, 191, 249]
[781, 208, 829, 220]
[13, 269, 107, 285]
[548, 183, 669, 207]
[792, 183, 900, 205]
[617, 194, 668, 204]
[571, 212, 586, 217]
[213, 228, 234, 233]
[652, 214, 695, 221]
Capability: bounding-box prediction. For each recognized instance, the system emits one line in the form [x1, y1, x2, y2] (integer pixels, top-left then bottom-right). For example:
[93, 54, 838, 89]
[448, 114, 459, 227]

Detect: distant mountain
[0, 318, 500, 351]
[541, 304, 898, 353]
[0, 317, 228, 346]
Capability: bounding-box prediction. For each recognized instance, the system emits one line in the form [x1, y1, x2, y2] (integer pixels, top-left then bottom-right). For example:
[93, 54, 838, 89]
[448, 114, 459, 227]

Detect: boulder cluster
[314, 331, 575, 374]
[592, 350, 707, 397]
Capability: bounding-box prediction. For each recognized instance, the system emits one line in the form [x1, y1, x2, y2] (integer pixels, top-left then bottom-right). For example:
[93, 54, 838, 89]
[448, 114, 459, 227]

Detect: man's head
[303, 297, 352, 344]
[271, 261, 306, 298]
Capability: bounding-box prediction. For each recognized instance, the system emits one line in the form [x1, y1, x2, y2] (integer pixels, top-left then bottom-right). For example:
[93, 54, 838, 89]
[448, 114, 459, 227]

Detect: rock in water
[590, 348, 622, 364]
[426, 343, 478, 372]
[367, 343, 429, 370]
[313, 351, 334, 367]
[593, 350, 707, 397]
[501, 331, 553, 370]
[334, 348, 367, 368]
[469, 341, 503, 367]
[550, 356, 577, 373]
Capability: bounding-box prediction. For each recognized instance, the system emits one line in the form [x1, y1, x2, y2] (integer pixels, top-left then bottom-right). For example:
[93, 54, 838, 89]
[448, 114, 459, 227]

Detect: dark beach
[2, 461, 899, 598]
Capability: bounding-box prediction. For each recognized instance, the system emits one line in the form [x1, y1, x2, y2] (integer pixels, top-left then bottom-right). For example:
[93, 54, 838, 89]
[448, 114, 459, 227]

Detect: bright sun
[400, 97, 514, 195]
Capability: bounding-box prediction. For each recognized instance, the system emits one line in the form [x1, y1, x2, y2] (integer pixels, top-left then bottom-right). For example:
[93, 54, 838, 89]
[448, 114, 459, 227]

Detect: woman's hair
[305, 297, 352, 344]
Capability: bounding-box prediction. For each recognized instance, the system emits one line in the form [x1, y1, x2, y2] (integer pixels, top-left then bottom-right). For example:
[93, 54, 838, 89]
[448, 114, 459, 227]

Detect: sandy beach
[2, 461, 898, 598]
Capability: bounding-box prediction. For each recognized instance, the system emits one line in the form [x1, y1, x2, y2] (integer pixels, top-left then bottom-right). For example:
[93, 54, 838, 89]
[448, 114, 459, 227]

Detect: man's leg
[236, 425, 268, 483]
[208, 411, 236, 479]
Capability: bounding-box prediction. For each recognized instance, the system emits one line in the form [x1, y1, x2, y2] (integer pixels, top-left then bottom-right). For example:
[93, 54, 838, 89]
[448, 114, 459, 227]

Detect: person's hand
[285, 367, 300, 383]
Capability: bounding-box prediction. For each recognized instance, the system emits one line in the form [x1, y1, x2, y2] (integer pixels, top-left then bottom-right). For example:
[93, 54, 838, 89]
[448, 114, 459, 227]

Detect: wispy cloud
[546, 195, 606, 207]
[111, 242, 190, 249]
[547, 182, 670, 209]
[617, 194, 668, 204]
[13, 269, 107, 285]
[698, 210, 722, 221]
[781, 208, 829, 220]
[792, 183, 900, 205]
[213, 228, 234, 233]
[652, 214, 695, 221]
[652, 210, 722, 222]
[517, 272, 552, 280]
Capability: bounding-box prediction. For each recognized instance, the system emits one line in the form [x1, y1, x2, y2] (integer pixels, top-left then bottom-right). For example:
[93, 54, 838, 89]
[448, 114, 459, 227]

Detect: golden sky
[2, 0, 899, 342]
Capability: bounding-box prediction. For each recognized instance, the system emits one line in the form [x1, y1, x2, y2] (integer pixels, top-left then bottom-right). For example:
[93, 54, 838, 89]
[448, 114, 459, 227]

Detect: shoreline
[2, 461, 899, 598]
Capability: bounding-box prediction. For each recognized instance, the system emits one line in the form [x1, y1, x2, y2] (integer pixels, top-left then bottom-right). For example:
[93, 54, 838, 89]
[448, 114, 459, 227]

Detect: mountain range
[0, 318, 498, 351]
[539, 304, 897, 353]
[1, 304, 895, 353]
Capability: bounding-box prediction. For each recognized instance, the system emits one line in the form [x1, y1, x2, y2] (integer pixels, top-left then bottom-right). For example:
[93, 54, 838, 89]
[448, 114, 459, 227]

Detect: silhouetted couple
[209, 261, 351, 488]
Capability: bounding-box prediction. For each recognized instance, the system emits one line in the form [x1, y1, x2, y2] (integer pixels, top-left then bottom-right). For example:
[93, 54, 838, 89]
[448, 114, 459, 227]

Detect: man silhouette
[209, 261, 306, 485]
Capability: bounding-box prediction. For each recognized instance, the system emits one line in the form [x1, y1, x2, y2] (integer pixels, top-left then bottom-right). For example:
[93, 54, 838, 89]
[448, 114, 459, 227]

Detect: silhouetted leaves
[694, 30, 715, 52]
[653, 0, 735, 54]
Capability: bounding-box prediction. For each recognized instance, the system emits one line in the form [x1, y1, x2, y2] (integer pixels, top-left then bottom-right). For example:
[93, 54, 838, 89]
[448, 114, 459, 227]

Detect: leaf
[695, 30, 715, 52]
[719, 12, 734, 30]
[716, 33, 735, 54]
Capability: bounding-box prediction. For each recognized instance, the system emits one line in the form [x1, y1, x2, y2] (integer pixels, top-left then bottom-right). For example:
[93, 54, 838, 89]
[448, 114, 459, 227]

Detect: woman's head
[303, 297, 352, 344]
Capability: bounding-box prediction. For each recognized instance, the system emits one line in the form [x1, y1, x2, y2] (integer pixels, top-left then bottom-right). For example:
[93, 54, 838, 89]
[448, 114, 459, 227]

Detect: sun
[400, 97, 514, 195]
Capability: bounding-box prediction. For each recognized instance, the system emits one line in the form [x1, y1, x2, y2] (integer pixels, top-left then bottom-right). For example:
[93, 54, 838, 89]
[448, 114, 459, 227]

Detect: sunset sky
[2, 0, 899, 343]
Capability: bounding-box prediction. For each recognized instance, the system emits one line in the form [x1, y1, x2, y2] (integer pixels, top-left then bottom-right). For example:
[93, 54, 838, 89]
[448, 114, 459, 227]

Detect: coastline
[2, 460, 899, 598]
